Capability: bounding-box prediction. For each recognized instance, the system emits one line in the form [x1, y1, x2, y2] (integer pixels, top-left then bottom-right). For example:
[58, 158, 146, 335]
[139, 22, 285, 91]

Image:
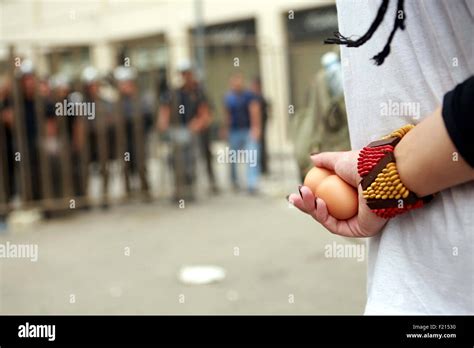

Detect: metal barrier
[0, 47, 153, 216]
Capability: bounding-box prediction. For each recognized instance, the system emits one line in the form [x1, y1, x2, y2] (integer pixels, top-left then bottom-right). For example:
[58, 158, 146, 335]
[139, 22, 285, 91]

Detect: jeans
[229, 129, 260, 191]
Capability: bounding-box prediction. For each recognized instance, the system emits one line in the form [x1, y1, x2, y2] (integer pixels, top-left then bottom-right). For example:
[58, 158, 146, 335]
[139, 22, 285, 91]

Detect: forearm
[249, 101, 261, 132]
[158, 105, 170, 132]
[394, 107, 474, 196]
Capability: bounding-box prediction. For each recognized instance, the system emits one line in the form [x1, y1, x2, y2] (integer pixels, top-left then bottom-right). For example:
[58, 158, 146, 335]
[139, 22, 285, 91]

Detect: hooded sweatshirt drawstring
[325, 0, 406, 66]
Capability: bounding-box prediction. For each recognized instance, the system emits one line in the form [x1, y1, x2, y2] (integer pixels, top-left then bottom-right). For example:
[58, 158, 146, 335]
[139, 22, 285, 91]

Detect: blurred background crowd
[0, 0, 351, 217]
[0, 0, 362, 315]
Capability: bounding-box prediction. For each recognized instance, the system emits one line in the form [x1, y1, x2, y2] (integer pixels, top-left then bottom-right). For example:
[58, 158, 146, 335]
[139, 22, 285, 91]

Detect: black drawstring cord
[325, 0, 406, 66]
[372, 0, 406, 65]
[325, 0, 389, 47]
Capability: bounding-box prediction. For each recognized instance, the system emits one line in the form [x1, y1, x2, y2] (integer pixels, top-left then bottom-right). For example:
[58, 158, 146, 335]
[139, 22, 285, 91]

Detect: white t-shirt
[336, 0, 474, 314]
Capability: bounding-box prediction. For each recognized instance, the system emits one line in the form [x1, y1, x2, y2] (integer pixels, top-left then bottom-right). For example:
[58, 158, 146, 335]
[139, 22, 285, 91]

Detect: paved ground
[0, 153, 367, 314]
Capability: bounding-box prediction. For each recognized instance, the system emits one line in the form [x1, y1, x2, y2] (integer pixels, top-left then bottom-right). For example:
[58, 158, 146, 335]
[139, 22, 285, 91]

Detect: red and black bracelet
[357, 125, 434, 219]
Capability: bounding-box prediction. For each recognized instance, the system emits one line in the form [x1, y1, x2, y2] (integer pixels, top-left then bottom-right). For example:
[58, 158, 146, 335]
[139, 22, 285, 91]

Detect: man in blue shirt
[223, 73, 261, 193]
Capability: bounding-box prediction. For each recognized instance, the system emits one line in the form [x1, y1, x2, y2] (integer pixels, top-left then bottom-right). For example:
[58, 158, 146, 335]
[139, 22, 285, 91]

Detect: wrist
[393, 130, 423, 196]
[358, 124, 435, 219]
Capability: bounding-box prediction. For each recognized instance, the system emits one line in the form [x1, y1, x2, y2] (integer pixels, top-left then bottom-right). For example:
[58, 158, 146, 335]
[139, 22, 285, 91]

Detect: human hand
[288, 150, 388, 237]
[250, 126, 261, 141]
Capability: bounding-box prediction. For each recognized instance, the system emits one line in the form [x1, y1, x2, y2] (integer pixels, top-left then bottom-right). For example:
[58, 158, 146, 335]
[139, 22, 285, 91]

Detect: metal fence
[0, 46, 154, 216]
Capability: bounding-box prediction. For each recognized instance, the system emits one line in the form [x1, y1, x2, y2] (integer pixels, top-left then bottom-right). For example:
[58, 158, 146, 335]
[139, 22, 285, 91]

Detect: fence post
[33, 62, 53, 210]
[9, 46, 33, 205]
[0, 89, 9, 214]
[132, 93, 150, 199]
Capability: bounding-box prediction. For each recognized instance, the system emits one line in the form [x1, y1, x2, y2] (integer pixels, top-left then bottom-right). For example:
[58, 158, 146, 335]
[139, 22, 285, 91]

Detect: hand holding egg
[289, 150, 388, 238]
[303, 167, 358, 220]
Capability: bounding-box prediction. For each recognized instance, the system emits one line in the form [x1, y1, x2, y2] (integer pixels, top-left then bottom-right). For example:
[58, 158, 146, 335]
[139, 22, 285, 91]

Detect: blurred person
[51, 74, 84, 198]
[289, 51, 350, 182]
[114, 65, 150, 197]
[223, 72, 261, 194]
[0, 76, 12, 228]
[17, 60, 55, 202]
[79, 66, 115, 208]
[158, 60, 211, 201]
[250, 76, 270, 175]
[289, 0, 474, 314]
[0, 76, 15, 208]
[157, 67, 170, 104]
[50, 74, 71, 137]
[195, 80, 219, 195]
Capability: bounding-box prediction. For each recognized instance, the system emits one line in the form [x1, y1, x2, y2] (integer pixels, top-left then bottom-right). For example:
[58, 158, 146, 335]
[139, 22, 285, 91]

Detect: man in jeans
[224, 73, 261, 194]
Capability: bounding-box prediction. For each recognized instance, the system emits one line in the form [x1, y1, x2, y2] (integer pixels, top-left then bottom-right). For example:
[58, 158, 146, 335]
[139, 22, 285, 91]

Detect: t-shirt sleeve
[442, 75, 474, 167]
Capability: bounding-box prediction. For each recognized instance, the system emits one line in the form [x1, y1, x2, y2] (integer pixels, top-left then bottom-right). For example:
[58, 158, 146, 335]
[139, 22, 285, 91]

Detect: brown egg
[303, 167, 334, 195]
[315, 175, 358, 220]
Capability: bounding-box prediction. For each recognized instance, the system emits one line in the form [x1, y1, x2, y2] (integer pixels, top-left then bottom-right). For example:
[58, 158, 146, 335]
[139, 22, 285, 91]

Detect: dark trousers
[199, 128, 216, 187]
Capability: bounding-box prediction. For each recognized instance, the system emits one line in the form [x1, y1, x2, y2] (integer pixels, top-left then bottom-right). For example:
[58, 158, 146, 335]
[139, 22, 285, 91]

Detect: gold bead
[389, 174, 399, 181]
[395, 183, 403, 190]
[402, 190, 409, 198]
[369, 194, 376, 198]
[395, 194, 401, 199]
[375, 194, 381, 199]
[399, 187, 406, 194]
[393, 179, 401, 185]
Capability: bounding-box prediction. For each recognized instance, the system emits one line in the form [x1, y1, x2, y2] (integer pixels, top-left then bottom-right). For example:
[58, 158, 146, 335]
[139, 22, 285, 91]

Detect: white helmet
[19, 59, 35, 76]
[176, 59, 193, 73]
[113, 66, 137, 82]
[51, 74, 70, 89]
[81, 66, 100, 84]
[321, 52, 339, 68]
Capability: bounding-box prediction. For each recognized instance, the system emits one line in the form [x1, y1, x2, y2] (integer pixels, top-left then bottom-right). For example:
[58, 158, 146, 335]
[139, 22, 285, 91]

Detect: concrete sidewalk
[0, 190, 366, 314]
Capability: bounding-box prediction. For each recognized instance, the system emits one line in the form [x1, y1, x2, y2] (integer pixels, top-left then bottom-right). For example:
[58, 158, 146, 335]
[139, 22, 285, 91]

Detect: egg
[315, 175, 358, 220]
[303, 167, 334, 195]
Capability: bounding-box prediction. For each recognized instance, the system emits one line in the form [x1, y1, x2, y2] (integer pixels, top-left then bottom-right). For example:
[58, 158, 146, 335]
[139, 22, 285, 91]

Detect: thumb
[311, 151, 359, 187]
[310, 152, 344, 171]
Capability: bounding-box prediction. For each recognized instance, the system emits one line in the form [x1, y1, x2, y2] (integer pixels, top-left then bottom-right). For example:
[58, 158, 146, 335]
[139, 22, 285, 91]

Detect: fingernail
[298, 185, 303, 199]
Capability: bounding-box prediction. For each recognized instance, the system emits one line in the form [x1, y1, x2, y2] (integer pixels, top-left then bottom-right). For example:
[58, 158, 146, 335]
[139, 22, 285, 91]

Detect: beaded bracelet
[357, 125, 434, 219]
